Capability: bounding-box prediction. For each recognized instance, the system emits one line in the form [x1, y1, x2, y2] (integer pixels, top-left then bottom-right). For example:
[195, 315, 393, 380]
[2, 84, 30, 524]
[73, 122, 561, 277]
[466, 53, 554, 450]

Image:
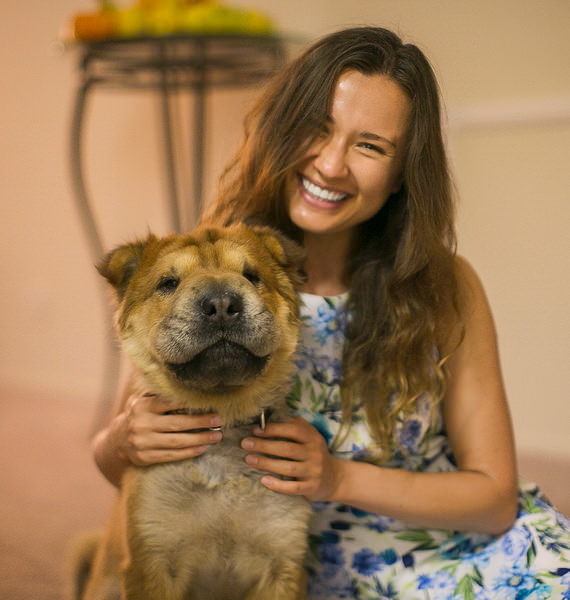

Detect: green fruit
[179, 4, 274, 35]
[114, 7, 146, 37]
[145, 7, 179, 36]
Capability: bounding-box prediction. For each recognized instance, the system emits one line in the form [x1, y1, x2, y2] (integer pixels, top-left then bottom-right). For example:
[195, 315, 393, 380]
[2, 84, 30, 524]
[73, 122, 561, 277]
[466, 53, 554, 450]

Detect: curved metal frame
[68, 34, 286, 427]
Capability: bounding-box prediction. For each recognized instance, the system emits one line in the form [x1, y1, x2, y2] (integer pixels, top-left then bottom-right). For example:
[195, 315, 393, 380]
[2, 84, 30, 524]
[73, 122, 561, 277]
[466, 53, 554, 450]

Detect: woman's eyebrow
[360, 131, 397, 148]
[323, 115, 397, 148]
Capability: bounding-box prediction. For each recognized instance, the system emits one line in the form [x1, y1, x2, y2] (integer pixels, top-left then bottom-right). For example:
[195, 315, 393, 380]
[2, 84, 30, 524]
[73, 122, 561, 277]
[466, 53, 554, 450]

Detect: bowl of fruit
[67, 0, 276, 41]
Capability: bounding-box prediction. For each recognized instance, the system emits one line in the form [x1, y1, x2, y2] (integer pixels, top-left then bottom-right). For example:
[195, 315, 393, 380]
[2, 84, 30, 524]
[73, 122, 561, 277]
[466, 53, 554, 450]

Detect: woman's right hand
[111, 393, 223, 467]
[93, 391, 223, 486]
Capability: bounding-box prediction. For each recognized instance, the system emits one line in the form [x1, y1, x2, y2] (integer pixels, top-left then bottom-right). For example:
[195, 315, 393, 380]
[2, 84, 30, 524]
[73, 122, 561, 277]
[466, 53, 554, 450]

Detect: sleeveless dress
[287, 292, 570, 600]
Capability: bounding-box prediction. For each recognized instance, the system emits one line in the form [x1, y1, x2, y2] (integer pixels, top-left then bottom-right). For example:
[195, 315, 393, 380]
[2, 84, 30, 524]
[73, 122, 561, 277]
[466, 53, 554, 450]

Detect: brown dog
[78, 224, 311, 600]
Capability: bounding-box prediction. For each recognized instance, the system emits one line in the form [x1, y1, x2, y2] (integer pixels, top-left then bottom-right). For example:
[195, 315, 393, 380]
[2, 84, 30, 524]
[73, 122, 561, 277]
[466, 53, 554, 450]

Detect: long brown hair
[204, 27, 464, 461]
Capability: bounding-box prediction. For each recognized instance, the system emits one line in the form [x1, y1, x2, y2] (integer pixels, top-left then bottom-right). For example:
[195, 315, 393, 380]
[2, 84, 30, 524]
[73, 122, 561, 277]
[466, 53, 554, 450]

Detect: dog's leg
[244, 562, 307, 600]
[68, 531, 100, 600]
[80, 503, 123, 600]
[78, 531, 121, 600]
[120, 480, 192, 600]
[122, 561, 190, 600]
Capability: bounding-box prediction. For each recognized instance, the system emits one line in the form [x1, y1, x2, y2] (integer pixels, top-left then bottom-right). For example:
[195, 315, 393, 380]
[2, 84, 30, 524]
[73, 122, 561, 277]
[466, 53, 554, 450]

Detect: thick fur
[78, 224, 311, 600]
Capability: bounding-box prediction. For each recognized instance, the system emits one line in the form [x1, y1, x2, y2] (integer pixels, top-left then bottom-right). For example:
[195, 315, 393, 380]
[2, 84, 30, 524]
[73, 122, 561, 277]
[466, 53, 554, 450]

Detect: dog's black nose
[200, 292, 243, 323]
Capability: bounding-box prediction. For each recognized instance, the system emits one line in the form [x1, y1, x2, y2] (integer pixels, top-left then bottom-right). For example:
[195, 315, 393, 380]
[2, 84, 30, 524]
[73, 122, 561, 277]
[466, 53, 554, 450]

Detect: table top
[72, 33, 289, 90]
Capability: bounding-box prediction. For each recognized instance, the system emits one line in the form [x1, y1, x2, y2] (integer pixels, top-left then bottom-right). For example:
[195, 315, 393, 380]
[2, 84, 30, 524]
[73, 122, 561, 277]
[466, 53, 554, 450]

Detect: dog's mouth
[166, 340, 270, 390]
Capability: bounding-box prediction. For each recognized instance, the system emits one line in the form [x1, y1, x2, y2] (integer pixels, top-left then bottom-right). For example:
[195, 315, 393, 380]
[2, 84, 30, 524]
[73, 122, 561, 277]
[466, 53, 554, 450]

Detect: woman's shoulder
[452, 255, 492, 318]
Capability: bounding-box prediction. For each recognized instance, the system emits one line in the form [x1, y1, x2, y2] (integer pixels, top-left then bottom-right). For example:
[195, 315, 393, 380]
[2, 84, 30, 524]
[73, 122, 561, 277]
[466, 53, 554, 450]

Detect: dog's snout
[200, 292, 243, 323]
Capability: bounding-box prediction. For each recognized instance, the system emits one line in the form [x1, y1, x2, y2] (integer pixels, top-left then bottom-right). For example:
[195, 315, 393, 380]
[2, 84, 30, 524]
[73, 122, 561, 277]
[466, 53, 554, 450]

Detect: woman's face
[286, 70, 410, 243]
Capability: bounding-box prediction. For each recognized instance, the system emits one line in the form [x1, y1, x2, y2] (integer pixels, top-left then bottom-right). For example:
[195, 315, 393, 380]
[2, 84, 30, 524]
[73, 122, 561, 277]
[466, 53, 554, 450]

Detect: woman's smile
[298, 174, 350, 206]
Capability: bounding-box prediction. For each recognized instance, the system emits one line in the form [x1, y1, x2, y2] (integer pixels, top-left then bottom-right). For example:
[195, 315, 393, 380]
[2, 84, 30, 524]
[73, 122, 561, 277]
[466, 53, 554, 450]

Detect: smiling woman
[200, 26, 570, 599]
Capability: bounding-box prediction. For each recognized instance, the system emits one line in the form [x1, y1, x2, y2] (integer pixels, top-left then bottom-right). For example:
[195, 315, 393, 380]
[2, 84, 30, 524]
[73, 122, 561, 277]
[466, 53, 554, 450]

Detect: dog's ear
[97, 236, 154, 299]
[252, 226, 306, 287]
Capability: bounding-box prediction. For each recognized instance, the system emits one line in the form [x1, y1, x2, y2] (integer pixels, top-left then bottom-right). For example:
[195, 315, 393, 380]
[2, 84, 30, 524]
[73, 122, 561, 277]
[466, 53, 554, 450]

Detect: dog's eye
[156, 276, 180, 295]
[242, 268, 261, 286]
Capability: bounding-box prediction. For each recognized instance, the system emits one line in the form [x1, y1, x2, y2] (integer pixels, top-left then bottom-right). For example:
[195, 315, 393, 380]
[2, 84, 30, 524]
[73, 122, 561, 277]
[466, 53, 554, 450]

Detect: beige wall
[1, 1, 568, 475]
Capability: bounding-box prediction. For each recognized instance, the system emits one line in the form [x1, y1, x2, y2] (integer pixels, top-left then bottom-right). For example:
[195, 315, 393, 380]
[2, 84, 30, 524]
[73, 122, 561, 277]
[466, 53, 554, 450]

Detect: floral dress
[288, 292, 570, 600]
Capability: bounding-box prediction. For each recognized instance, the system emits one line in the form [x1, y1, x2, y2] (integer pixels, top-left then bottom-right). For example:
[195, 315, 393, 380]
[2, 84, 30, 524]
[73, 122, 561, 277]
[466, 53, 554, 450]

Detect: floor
[0, 390, 114, 600]
[1, 388, 568, 600]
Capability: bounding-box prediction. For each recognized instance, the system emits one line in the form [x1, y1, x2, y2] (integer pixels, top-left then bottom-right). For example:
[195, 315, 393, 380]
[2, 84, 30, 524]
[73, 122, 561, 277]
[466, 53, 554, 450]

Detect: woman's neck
[299, 231, 352, 296]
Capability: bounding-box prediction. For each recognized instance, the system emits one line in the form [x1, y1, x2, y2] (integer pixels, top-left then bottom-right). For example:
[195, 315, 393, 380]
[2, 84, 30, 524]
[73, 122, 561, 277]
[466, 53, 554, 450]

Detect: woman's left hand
[241, 417, 341, 501]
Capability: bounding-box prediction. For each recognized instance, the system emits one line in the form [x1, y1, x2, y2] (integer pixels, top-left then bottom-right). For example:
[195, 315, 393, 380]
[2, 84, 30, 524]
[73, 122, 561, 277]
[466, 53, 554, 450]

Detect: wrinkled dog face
[151, 250, 284, 390]
[98, 224, 304, 404]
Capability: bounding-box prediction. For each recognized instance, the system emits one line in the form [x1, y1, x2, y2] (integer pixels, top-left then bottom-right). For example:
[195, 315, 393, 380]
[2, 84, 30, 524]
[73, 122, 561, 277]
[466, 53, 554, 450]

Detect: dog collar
[165, 407, 272, 432]
[232, 407, 273, 431]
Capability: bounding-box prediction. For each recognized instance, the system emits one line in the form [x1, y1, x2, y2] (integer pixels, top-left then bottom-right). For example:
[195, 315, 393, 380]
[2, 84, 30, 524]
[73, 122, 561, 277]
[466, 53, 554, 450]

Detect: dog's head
[98, 224, 305, 415]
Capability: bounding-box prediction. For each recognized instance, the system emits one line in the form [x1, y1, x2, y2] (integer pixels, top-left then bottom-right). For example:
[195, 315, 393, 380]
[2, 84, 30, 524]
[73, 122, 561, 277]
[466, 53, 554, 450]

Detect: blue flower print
[307, 567, 357, 599]
[320, 530, 341, 545]
[366, 514, 395, 534]
[369, 578, 400, 599]
[295, 347, 342, 389]
[492, 564, 551, 599]
[438, 532, 495, 569]
[561, 570, 570, 599]
[417, 571, 457, 596]
[352, 548, 398, 577]
[308, 531, 358, 599]
[311, 354, 342, 387]
[501, 525, 532, 562]
[353, 549, 385, 577]
[312, 299, 346, 346]
[307, 413, 335, 446]
[319, 542, 345, 568]
[351, 443, 371, 461]
[317, 531, 345, 569]
[397, 419, 422, 451]
[331, 520, 352, 532]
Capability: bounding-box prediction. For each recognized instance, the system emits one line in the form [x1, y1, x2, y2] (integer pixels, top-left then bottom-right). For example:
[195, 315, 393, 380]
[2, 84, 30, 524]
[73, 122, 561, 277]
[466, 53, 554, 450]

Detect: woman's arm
[92, 370, 223, 487]
[241, 258, 519, 534]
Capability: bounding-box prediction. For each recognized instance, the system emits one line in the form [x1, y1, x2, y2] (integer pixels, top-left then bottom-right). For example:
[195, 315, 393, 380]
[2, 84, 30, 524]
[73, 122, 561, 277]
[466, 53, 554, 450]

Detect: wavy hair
[203, 27, 464, 462]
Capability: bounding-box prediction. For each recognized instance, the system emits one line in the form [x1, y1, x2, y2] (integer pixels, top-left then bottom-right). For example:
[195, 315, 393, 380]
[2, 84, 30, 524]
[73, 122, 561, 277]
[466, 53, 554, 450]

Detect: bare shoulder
[454, 255, 487, 305]
[445, 255, 504, 371]
[453, 255, 496, 328]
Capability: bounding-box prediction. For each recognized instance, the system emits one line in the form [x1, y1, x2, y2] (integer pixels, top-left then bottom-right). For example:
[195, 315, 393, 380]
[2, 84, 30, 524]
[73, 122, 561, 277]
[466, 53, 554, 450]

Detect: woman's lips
[299, 175, 350, 204]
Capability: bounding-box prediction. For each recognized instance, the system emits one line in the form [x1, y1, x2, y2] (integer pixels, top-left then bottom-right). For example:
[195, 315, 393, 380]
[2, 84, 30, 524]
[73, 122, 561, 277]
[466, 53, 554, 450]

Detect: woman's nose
[312, 137, 349, 179]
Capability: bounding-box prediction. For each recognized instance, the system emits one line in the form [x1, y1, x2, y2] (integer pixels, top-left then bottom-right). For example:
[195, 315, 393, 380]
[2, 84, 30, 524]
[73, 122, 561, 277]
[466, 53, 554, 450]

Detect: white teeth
[301, 176, 348, 203]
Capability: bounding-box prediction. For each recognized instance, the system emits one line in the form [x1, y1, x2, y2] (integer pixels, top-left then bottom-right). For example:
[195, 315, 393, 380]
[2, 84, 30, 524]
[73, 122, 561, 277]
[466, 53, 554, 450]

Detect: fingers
[117, 393, 223, 467]
[240, 417, 334, 499]
[123, 424, 222, 467]
[129, 443, 211, 467]
[250, 417, 315, 443]
[245, 452, 313, 480]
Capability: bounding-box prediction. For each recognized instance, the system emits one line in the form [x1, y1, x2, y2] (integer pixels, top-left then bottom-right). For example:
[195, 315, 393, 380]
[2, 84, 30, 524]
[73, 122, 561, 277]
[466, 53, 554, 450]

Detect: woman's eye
[156, 276, 180, 294]
[358, 142, 387, 156]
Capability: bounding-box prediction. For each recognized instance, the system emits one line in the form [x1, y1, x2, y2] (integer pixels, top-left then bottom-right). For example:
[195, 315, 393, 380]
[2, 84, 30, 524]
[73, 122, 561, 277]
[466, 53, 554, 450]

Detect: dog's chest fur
[123, 425, 310, 600]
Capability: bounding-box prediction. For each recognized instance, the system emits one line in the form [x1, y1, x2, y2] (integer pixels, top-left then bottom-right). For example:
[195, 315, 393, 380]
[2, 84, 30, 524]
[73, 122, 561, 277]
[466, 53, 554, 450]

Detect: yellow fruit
[145, 7, 179, 36]
[179, 3, 274, 35]
[114, 7, 146, 37]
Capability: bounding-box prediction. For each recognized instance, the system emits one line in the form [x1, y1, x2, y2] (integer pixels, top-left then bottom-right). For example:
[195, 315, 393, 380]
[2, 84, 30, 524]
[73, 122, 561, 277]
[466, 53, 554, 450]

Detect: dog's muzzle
[156, 285, 279, 391]
[167, 339, 270, 390]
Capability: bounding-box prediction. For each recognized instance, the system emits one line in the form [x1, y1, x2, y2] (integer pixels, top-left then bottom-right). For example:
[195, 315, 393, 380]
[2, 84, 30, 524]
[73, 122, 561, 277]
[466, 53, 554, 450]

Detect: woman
[94, 27, 570, 598]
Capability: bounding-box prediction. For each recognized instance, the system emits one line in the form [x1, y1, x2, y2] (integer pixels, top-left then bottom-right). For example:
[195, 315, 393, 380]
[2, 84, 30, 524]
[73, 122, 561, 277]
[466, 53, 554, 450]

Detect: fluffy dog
[78, 224, 311, 600]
